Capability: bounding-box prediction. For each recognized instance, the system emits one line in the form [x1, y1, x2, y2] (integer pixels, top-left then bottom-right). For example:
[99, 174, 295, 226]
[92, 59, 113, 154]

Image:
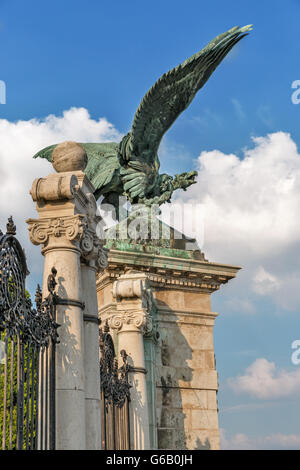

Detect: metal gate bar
[99, 322, 131, 450]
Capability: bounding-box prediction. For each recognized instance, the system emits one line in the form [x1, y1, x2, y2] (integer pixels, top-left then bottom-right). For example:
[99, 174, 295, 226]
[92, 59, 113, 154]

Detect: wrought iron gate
[0, 217, 59, 450]
[100, 321, 131, 450]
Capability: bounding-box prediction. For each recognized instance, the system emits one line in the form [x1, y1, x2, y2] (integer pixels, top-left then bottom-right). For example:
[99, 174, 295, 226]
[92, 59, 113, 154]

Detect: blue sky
[1, 0, 300, 155]
[1, 0, 300, 449]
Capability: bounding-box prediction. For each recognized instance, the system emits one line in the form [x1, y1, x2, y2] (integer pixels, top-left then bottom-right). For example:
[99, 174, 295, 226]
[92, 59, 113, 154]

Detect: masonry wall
[152, 287, 220, 450]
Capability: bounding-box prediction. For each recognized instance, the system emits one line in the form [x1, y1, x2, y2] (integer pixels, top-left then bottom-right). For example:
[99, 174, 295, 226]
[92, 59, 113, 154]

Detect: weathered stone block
[180, 325, 214, 350]
[154, 289, 211, 313]
[187, 430, 220, 450]
[181, 389, 208, 410]
[204, 351, 216, 369]
[191, 409, 219, 430]
[157, 429, 173, 449]
[178, 369, 218, 390]
[207, 390, 218, 410]
[187, 350, 206, 369]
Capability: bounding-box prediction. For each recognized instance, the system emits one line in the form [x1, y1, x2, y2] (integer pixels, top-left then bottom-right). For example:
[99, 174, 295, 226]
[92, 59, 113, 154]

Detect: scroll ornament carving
[108, 310, 152, 335]
[27, 212, 108, 270]
[79, 192, 108, 269]
[80, 228, 108, 270]
[96, 244, 109, 270]
[27, 215, 85, 245]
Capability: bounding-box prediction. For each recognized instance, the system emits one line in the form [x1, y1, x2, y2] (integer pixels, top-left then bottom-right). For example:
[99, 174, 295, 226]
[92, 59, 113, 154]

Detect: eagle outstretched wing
[119, 25, 252, 201]
[33, 25, 252, 207]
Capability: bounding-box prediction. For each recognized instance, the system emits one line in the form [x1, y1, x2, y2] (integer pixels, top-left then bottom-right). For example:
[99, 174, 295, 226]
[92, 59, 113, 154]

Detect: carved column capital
[108, 309, 151, 334]
[27, 190, 108, 270]
[27, 214, 86, 246]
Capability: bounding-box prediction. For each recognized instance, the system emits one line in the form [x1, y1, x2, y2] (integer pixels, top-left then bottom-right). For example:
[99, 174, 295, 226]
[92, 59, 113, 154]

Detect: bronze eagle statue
[34, 25, 252, 210]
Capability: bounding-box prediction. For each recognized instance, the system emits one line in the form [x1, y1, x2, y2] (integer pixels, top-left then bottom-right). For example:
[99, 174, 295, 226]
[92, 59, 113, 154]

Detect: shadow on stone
[56, 276, 83, 382]
[155, 300, 193, 450]
[194, 437, 211, 450]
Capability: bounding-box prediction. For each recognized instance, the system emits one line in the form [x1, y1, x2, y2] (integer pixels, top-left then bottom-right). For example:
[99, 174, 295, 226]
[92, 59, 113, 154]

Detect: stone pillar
[27, 142, 107, 450]
[101, 271, 152, 450]
[144, 321, 159, 449]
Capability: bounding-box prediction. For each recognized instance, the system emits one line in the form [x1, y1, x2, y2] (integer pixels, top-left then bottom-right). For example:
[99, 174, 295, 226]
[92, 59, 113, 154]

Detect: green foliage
[0, 288, 38, 450]
[0, 332, 18, 449]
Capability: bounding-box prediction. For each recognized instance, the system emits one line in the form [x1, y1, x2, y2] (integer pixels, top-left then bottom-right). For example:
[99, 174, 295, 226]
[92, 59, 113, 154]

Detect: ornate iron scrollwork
[0, 217, 60, 450]
[99, 321, 131, 408]
[0, 217, 59, 346]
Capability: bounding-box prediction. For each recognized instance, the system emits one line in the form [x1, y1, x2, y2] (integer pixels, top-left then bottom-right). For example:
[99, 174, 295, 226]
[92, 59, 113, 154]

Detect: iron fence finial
[6, 216, 16, 235]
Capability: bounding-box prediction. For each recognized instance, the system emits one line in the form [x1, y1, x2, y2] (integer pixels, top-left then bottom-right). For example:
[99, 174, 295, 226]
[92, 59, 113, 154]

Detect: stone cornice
[96, 249, 241, 293]
[106, 248, 240, 275]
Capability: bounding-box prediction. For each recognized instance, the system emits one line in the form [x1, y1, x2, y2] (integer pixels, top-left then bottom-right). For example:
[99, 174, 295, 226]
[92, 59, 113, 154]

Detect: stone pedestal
[27, 143, 107, 450]
[97, 243, 240, 450]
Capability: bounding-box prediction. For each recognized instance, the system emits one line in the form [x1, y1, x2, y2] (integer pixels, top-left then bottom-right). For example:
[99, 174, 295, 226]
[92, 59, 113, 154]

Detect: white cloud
[0, 107, 122, 284]
[170, 131, 300, 312]
[227, 358, 300, 399]
[220, 428, 300, 450]
[1, 109, 300, 313]
[174, 132, 300, 258]
[252, 266, 280, 295]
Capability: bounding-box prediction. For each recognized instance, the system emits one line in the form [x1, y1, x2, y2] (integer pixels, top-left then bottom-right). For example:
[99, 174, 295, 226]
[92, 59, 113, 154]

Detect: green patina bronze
[34, 25, 252, 212]
[104, 206, 206, 260]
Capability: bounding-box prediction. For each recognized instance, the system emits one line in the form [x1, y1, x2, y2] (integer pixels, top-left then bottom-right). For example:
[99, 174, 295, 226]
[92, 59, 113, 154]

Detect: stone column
[102, 271, 152, 450]
[27, 141, 107, 450]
